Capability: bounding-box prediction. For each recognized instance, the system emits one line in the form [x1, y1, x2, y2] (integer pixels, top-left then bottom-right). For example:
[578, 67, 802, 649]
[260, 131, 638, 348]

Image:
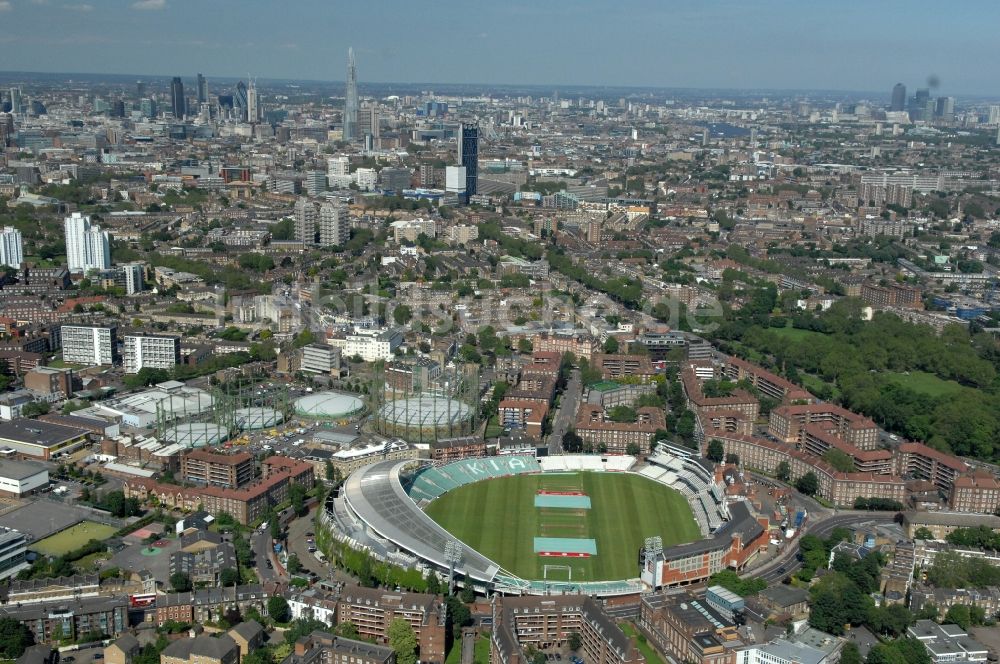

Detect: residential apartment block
[180, 449, 255, 489]
[492, 595, 643, 664]
[61, 324, 117, 366]
[123, 333, 180, 374]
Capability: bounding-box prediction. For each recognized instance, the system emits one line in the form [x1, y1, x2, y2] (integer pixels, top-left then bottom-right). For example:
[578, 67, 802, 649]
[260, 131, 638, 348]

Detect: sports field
[31, 521, 118, 556]
[424, 471, 700, 581]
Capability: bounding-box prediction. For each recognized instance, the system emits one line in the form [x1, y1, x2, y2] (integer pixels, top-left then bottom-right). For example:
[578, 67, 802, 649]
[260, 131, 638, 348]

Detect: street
[251, 529, 281, 583]
[746, 512, 896, 583]
[547, 369, 581, 454]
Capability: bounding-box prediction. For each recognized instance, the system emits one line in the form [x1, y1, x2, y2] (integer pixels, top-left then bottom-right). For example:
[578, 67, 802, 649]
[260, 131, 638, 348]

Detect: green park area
[31, 521, 118, 557]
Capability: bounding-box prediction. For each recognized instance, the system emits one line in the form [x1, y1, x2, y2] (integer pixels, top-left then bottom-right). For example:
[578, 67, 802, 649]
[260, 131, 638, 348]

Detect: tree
[562, 430, 584, 453]
[268, 596, 291, 623]
[567, 632, 582, 652]
[220, 567, 240, 586]
[460, 582, 475, 604]
[725, 452, 740, 465]
[170, 572, 192, 592]
[706, 439, 725, 463]
[914, 527, 935, 540]
[776, 461, 790, 482]
[796, 472, 819, 496]
[289, 482, 307, 517]
[283, 618, 329, 644]
[335, 622, 360, 639]
[287, 554, 303, 575]
[242, 651, 272, 664]
[387, 618, 418, 664]
[21, 401, 51, 418]
[603, 337, 619, 353]
[393, 304, 412, 326]
[425, 571, 442, 595]
[0, 617, 34, 658]
[944, 604, 971, 630]
[445, 595, 472, 640]
[626, 443, 641, 456]
[841, 643, 862, 664]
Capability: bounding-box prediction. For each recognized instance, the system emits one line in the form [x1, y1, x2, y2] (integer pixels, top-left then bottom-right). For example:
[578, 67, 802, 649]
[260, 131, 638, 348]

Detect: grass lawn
[424, 472, 699, 581]
[445, 634, 491, 664]
[32, 521, 118, 556]
[73, 551, 111, 572]
[619, 622, 666, 664]
[766, 326, 827, 342]
[47, 358, 85, 370]
[883, 371, 966, 398]
[800, 373, 840, 400]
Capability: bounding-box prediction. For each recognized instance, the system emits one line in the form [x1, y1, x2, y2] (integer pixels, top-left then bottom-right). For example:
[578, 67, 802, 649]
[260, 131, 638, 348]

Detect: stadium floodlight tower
[644, 536, 663, 560]
[445, 540, 463, 592]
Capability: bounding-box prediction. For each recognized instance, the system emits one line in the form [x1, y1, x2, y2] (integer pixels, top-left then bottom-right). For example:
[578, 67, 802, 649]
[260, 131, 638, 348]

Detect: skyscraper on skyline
[8, 88, 21, 115]
[136, 80, 146, 99]
[64, 212, 111, 273]
[170, 76, 185, 119]
[890, 83, 906, 112]
[246, 78, 259, 123]
[910, 88, 931, 121]
[343, 47, 359, 141]
[196, 73, 207, 104]
[234, 80, 248, 122]
[458, 123, 479, 202]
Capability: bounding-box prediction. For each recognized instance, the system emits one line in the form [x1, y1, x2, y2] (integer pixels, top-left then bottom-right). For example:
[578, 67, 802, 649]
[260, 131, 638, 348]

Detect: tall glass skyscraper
[890, 83, 906, 112]
[170, 77, 185, 119]
[458, 123, 479, 202]
[196, 73, 207, 104]
[246, 79, 259, 123]
[234, 81, 248, 122]
[343, 47, 359, 141]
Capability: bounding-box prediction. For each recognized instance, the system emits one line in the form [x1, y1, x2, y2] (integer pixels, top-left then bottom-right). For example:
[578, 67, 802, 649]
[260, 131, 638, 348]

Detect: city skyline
[0, 0, 997, 95]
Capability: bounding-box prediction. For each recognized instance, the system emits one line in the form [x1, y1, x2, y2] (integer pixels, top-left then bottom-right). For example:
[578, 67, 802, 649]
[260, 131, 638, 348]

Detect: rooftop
[0, 418, 87, 447]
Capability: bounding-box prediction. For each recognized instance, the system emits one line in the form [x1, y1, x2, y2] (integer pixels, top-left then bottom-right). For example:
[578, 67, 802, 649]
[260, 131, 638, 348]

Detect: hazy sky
[0, 0, 997, 95]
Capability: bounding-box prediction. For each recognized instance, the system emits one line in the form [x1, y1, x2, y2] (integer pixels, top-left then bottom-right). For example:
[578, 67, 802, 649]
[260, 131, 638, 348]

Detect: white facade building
[64, 212, 111, 273]
[0, 460, 49, 497]
[319, 201, 350, 247]
[0, 226, 23, 268]
[327, 156, 350, 176]
[123, 334, 181, 374]
[354, 168, 378, 191]
[445, 166, 467, 193]
[61, 324, 117, 366]
[328, 327, 402, 362]
[121, 263, 145, 295]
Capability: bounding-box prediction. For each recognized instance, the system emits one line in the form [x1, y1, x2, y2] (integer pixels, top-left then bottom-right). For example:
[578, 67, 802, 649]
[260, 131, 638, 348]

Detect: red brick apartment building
[591, 353, 658, 381]
[574, 404, 665, 454]
[337, 586, 446, 664]
[895, 442, 969, 493]
[491, 595, 643, 664]
[523, 351, 562, 376]
[124, 456, 313, 524]
[722, 356, 813, 403]
[180, 449, 255, 489]
[950, 472, 1000, 514]
[498, 399, 549, 438]
[768, 403, 879, 450]
[712, 433, 906, 507]
[530, 332, 600, 362]
[638, 592, 741, 664]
